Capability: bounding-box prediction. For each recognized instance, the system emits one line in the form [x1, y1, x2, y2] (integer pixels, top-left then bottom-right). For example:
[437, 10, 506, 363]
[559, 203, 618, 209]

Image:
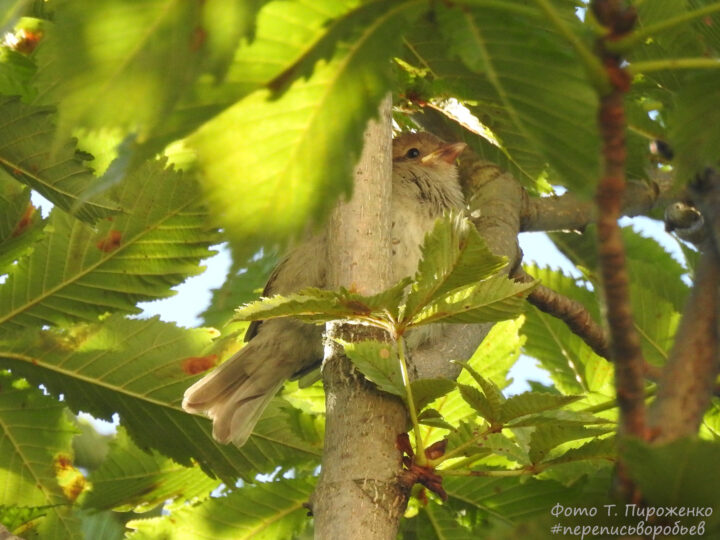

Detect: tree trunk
[312, 95, 408, 539]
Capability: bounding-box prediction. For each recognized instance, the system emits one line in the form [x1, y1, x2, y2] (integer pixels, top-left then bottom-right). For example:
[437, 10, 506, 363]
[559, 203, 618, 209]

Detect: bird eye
[405, 148, 420, 158]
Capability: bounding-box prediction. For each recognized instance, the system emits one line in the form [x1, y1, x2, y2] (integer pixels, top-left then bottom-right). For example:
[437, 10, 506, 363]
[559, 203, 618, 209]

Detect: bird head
[392, 132, 467, 177]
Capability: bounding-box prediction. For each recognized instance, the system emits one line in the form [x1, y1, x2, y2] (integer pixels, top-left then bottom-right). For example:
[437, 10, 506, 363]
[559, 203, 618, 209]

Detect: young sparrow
[183, 132, 467, 446]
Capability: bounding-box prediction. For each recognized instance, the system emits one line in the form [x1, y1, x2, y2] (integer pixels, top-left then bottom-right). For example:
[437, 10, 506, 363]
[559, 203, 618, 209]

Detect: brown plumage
[182, 132, 466, 446]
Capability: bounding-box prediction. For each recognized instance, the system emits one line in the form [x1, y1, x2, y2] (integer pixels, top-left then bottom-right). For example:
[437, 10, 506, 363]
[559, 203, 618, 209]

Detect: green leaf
[0, 372, 80, 536]
[201, 0, 264, 79]
[410, 378, 456, 411]
[443, 475, 585, 522]
[445, 420, 492, 459]
[78, 509, 124, 540]
[234, 283, 407, 327]
[417, 408, 455, 431]
[0, 504, 53, 536]
[435, 3, 600, 194]
[528, 425, 611, 465]
[0, 173, 43, 271]
[670, 71, 720, 184]
[0, 0, 30, 35]
[520, 266, 614, 395]
[500, 392, 582, 424]
[399, 18, 544, 187]
[0, 46, 36, 98]
[458, 384, 497, 424]
[403, 215, 507, 321]
[543, 437, 616, 466]
[35, 0, 203, 139]
[429, 319, 524, 428]
[71, 417, 112, 472]
[341, 340, 404, 398]
[411, 275, 534, 326]
[624, 438, 720, 510]
[0, 317, 321, 482]
[126, 477, 316, 540]
[82, 428, 219, 513]
[506, 408, 613, 429]
[188, 0, 421, 256]
[200, 250, 277, 328]
[0, 97, 117, 222]
[255, 398, 324, 453]
[455, 361, 505, 421]
[0, 159, 217, 332]
[400, 501, 476, 539]
[445, 424, 527, 464]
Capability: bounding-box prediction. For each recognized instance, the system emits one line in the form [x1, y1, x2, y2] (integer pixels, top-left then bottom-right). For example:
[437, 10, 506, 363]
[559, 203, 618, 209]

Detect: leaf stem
[397, 336, 426, 465]
[430, 425, 493, 466]
[629, 58, 720, 75]
[531, 0, 610, 92]
[608, 4, 720, 52]
[440, 467, 538, 477]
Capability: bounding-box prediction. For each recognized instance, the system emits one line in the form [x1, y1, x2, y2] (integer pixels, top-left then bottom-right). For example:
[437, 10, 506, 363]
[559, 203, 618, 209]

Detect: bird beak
[421, 142, 468, 165]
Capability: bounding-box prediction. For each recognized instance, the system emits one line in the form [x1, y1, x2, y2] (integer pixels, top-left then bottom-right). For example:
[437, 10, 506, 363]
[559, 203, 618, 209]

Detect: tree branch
[313, 95, 408, 539]
[520, 175, 670, 233]
[514, 267, 611, 359]
[649, 168, 720, 442]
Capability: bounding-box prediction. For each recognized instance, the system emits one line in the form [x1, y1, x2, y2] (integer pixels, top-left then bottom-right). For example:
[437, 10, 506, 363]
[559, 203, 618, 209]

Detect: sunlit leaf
[0, 317, 321, 482]
[189, 0, 422, 256]
[0, 97, 117, 222]
[127, 478, 316, 539]
[403, 215, 507, 321]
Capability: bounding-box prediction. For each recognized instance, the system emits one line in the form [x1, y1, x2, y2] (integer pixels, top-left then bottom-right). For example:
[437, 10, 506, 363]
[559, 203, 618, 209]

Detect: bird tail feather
[182, 343, 284, 446]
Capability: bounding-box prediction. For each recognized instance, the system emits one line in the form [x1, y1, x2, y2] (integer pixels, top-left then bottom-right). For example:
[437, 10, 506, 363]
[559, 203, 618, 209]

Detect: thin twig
[514, 268, 611, 358]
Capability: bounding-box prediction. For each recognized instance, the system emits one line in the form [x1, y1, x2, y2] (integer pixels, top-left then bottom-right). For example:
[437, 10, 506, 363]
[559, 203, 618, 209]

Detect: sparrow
[183, 132, 467, 446]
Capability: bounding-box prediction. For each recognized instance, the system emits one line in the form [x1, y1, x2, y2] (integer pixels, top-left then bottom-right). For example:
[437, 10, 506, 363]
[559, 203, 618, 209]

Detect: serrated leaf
[35, 0, 203, 139]
[400, 501, 476, 539]
[443, 475, 586, 522]
[403, 215, 507, 321]
[458, 384, 497, 423]
[507, 409, 613, 429]
[200, 250, 277, 328]
[410, 378, 456, 411]
[543, 437, 616, 466]
[126, 477, 316, 540]
[0, 160, 218, 332]
[201, 0, 264, 79]
[445, 420, 493, 459]
[234, 282, 408, 327]
[500, 392, 582, 424]
[0, 97, 117, 222]
[82, 428, 219, 513]
[0, 174, 43, 271]
[0, 46, 36, 98]
[520, 265, 614, 395]
[528, 425, 611, 465]
[623, 438, 720, 510]
[78, 509, 124, 540]
[341, 340, 404, 398]
[411, 275, 534, 326]
[670, 71, 720, 184]
[188, 0, 420, 257]
[446, 423, 527, 465]
[435, 3, 600, 194]
[417, 408, 455, 431]
[455, 361, 505, 420]
[0, 372, 80, 536]
[0, 317, 321, 482]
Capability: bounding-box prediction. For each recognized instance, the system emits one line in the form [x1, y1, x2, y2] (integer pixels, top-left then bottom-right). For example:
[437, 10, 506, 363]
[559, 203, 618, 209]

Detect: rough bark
[648, 247, 720, 442]
[312, 95, 408, 540]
